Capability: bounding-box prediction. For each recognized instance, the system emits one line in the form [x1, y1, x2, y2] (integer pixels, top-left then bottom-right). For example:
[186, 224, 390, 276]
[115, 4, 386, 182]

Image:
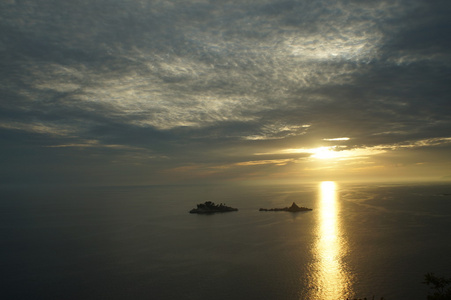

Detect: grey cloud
[1, 0, 451, 184]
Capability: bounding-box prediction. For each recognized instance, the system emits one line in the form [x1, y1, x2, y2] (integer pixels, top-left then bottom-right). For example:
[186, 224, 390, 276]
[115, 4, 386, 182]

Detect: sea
[1, 181, 451, 300]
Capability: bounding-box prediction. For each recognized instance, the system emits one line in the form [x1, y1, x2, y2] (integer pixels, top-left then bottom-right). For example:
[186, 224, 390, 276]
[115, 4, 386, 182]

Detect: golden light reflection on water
[307, 181, 352, 299]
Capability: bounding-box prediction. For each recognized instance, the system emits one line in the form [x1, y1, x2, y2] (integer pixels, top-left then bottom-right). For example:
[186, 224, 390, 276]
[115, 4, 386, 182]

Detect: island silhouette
[189, 201, 311, 214]
[259, 202, 312, 212]
[189, 201, 238, 214]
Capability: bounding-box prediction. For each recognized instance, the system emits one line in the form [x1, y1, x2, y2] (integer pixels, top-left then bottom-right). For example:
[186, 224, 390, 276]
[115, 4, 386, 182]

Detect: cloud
[1, 0, 451, 184]
[0, 121, 75, 137]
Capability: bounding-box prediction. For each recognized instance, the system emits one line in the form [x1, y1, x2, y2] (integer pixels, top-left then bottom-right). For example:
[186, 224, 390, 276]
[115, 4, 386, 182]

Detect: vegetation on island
[259, 202, 312, 212]
[189, 201, 238, 214]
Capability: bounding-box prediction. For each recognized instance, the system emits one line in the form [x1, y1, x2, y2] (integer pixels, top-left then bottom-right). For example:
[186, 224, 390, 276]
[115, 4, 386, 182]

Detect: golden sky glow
[322, 137, 350, 141]
[261, 144, 387, 162]
[310, 147, 342, 160]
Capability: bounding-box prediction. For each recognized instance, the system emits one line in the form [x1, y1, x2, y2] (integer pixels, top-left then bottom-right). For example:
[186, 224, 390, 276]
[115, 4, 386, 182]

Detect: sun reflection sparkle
[307, 181, 352, 299]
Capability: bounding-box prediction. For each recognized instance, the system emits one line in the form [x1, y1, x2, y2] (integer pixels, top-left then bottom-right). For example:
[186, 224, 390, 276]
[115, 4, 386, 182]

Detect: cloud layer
[1, 0, 451, 185]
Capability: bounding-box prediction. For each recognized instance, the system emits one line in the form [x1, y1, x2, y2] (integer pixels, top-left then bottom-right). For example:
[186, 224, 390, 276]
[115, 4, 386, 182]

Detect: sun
[310, 146, 339, 160]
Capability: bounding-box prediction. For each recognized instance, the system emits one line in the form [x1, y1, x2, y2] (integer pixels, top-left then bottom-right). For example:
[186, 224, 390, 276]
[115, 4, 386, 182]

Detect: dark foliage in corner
[423, 273, 451, 300]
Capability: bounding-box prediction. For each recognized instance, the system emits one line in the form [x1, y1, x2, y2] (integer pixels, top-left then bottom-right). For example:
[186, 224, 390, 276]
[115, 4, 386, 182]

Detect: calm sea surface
[1, 182, 451, 299]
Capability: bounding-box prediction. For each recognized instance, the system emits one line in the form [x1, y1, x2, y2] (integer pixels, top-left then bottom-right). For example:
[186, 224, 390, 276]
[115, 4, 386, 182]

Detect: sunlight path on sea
[305, 181, 353, 299]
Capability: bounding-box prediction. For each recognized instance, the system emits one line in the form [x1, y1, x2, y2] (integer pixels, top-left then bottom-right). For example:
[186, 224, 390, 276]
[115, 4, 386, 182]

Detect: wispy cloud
[0, 121, 76, 137]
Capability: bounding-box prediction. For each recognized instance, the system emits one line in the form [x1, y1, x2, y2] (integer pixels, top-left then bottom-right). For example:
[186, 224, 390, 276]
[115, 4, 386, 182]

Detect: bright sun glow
[258, 144, 387, 164]
[323, 137, 350, 141]
[310, 146, 339, 160]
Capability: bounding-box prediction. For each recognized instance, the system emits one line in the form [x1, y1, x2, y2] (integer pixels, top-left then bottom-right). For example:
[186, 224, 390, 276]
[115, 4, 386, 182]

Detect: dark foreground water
[1, 182, 451, 299]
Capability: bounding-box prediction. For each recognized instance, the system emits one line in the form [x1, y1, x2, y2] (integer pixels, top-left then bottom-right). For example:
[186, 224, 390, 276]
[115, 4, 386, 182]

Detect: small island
[259, 202, 312, 212]
[189, 201, 238, 214]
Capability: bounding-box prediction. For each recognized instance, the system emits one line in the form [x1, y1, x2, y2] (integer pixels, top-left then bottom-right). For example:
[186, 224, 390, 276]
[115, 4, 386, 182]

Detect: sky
[1, 0, 451, 186]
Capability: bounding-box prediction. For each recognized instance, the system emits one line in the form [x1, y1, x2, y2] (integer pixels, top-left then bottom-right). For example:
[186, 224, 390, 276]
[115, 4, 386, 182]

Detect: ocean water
[1, 182, 451, 299]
